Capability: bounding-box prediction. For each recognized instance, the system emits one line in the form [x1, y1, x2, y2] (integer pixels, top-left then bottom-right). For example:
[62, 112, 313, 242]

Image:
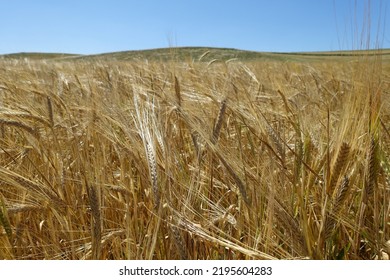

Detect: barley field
[0, 50, 389, 259]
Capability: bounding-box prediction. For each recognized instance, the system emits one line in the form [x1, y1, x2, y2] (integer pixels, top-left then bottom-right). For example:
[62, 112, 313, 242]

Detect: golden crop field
[0, 49, 389, 259]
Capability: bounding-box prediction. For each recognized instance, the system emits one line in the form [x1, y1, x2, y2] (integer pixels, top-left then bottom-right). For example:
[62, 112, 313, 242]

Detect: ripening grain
[0, 54, 389, 260]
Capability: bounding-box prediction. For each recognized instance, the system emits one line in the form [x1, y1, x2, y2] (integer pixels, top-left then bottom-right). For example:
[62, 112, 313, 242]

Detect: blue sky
[0, 0, 389, 54]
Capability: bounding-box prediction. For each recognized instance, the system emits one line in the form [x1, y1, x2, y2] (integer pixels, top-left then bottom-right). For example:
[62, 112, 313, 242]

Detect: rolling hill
[1, 47, 390, 63]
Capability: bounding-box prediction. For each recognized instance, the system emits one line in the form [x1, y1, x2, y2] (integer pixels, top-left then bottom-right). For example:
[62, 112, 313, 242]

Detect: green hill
[1, 47, 390, 62]
[0, 52, 80, 60]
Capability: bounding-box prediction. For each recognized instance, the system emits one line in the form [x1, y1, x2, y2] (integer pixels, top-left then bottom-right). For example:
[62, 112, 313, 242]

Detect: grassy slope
[2, 47, 390, 62]
[0, 52, 81, 60]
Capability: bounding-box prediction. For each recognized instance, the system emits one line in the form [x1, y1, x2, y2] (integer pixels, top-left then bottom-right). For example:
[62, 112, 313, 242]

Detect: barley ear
[190, 131, 200, 159]
[327, 142, 350, 196]
[198, 50, 210, 61]
[174, 76, 181, 107]
[364, 137, 378, 204]
[47, 96, 54, 127]
[212, 99, 227, 144]
[267, 125, 284, 160]
[217, 154, 250, 205]
[324, 176, 350, 240]
[323, 215, 335, 243]
[0, 195, 13, 244]
[146, 142, 160, 209]
[88, 185, 102, 259]
[274, 200, 306, 254]
[332, 176, 350, 215]
[0, 119, 38, 138]
[358, 136, 380, 236]
[170, 222, 188, 259]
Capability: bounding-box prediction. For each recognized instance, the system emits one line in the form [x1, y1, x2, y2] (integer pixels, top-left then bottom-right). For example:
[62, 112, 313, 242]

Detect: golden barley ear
[174, 75, 181, 107]
[47, 96, 54, 127]
[274, 200, 306, 255]
[190, 131, 200, 158]
[359, 136, 380, 238]
[0, 167, 65, 208]
[146, 142, 160, 209]
[327, 142, 350, 196]
[332, 176, 350, 215]
[217, 154, 250, 206]
[364, 137, 378, 204]
[88, 185, 102, 259]
[0, 195, 13, 245]
[170, 221, 188, 260]
[198, 50, 210, 61]
[323, 215, 334, 244]
[324, 176, 350, 240]
[266, 125, 284, 160]
[0, 119, 38, 138]
[212, 99, 227, 144]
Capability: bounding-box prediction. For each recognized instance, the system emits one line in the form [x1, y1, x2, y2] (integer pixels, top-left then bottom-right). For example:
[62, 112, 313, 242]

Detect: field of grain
[0, 52, 389, 259]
